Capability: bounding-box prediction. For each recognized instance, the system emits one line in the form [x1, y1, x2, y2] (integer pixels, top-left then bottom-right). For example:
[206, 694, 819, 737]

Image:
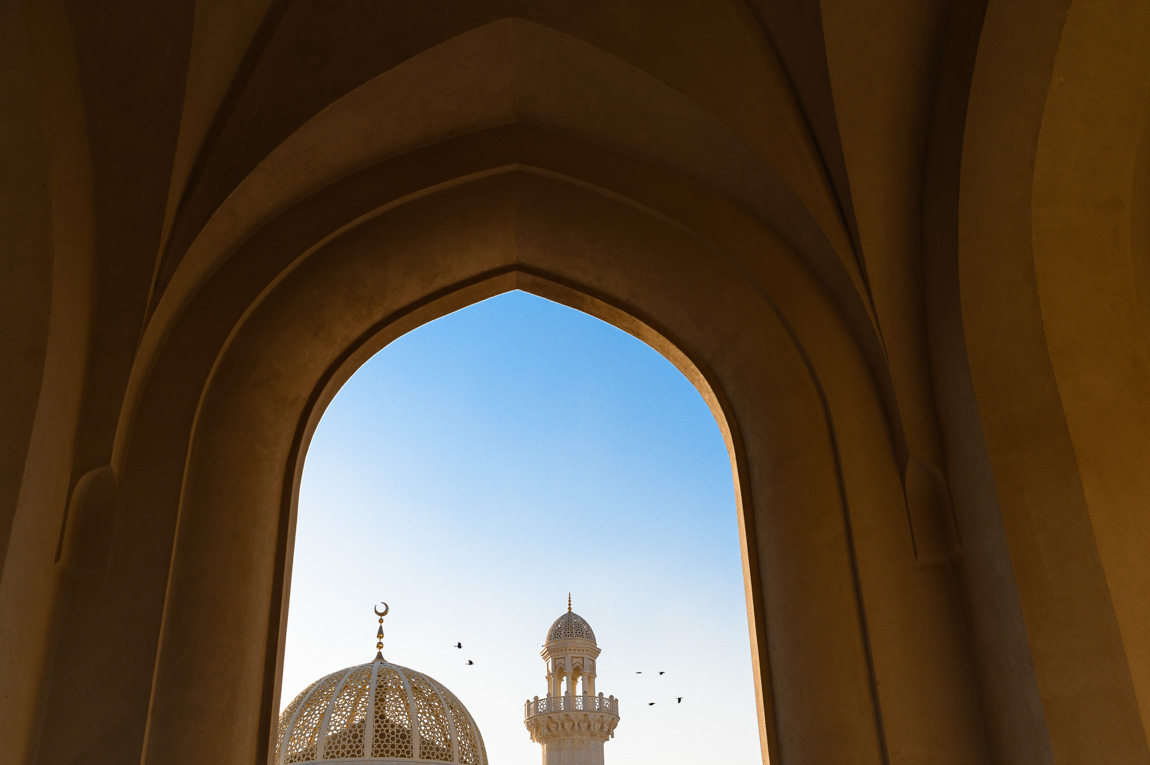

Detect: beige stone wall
[1, 1, 1149, 763]
[542, 738, 605, 765]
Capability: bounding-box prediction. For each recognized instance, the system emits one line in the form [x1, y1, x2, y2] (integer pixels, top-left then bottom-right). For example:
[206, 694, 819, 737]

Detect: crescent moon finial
[373, 602, 389, 660]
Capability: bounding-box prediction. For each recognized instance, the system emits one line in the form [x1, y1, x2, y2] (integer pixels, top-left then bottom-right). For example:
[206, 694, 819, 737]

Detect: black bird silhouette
[466, 660, 474, 666]
[453, 642, 463, 649]
[635, 671, 642, 674]
[658, 671, 665, 675]
[676, 697, 683, 704]
[648, 702, 655, 706]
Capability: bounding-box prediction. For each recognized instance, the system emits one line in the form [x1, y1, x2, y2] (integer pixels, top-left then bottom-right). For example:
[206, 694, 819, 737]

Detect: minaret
[524, 596, 620, 765]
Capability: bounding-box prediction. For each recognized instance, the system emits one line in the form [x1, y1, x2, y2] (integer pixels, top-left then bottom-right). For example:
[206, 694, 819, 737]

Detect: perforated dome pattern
[545, 611, 596, 643]
[276, 660, 487, 764]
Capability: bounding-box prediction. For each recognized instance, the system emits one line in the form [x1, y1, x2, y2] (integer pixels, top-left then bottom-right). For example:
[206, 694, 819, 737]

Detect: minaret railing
[524, 694, 620, 719]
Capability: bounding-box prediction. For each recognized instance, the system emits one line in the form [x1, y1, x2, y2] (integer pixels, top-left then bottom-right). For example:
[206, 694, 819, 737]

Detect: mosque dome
[277, 602, 486, 765]
[276, 659, 486, 765]
[545, 610, 596, 643]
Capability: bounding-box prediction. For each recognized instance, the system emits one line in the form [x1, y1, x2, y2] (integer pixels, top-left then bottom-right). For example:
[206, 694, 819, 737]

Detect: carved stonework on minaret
[524, 597, 620, 765]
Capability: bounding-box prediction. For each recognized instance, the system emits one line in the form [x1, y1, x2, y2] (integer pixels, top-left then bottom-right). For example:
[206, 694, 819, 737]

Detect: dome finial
[373, 602, 389, 660]
[568, 592, 572, 612]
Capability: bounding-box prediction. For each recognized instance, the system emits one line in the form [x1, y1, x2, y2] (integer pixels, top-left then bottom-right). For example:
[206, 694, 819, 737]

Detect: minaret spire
[568, 593, 572, 612]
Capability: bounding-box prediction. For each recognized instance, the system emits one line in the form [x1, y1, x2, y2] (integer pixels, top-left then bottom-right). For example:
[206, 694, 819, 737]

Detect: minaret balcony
[524, 694, 620, 720]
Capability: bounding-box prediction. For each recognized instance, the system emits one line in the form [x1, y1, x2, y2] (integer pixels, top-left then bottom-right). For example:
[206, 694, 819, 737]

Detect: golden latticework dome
[276, 660, 487, 765]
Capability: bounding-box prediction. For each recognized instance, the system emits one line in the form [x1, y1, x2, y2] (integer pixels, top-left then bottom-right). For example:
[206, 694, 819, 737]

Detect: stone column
[549, 664, 559, 698]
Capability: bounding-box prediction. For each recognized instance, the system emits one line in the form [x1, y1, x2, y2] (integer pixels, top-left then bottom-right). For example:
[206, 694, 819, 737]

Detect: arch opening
[279, 287, 760, 764]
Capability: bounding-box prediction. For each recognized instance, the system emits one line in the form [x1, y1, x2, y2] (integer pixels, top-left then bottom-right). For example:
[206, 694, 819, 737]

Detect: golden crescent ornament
[374, 602, 389, 617]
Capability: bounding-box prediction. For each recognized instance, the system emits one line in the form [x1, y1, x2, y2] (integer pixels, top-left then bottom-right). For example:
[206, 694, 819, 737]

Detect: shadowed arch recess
[109, 169, 987, 765]
[935, 0, 1150, 760]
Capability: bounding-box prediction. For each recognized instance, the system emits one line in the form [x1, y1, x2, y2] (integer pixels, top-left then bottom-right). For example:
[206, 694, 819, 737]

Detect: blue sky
[282, 290, 761, 764]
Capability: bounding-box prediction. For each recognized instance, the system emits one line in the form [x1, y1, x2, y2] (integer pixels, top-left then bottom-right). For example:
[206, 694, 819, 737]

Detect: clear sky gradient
[282, 291, 761, 764]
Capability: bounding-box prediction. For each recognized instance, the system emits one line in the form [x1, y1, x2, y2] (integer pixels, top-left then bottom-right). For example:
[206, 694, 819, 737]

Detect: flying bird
[635, 671, 642, 674]
[648, 702, 655, 706]
[466, 660, 474, 666]
[453, 642, 462, 649]
[676, 697, 683, 704]
[658, 671, 665, 675]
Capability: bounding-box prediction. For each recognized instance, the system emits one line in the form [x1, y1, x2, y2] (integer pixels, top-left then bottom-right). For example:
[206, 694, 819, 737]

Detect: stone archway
[9, 2, 1150, 763]
[6, 9, 1041, 765]
[78, 167, 983, 765]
